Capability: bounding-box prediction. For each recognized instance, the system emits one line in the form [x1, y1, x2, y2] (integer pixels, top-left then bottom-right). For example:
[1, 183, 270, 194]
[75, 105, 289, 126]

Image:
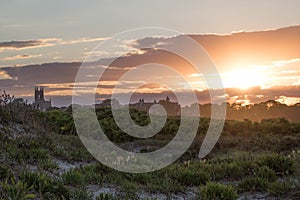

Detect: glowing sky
[1, 0, 300, 106]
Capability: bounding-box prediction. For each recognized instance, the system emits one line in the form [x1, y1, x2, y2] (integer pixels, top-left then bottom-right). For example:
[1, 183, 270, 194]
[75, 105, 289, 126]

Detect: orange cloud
[3, 54, 42, 61]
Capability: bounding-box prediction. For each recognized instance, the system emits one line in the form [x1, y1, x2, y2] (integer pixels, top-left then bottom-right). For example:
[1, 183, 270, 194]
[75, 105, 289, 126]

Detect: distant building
[130, 96, 180, 115]
[33, 86, 52, 110]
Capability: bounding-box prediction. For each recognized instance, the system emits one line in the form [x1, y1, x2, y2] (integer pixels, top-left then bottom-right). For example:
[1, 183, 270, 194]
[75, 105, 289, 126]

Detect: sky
[1, 0, 300, 106]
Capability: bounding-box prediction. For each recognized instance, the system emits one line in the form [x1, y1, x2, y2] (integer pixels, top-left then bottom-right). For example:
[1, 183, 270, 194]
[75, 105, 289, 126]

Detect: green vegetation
[0, 92, 300, 199]
[1, 179, 36, 200]
[199, 182, 238, 200]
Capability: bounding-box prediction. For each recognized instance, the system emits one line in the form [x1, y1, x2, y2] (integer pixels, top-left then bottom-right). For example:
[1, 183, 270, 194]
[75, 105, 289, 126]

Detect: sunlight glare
[222, 68, 265, 89]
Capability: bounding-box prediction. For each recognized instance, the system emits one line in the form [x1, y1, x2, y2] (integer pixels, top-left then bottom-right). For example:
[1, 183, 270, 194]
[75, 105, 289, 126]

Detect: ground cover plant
[0, 97, 299, 199]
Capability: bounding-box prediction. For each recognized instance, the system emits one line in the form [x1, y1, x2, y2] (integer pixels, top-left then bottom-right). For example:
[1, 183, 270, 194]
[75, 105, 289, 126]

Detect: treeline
[46, 106, 300, 142]
[198, 100, 300, 122]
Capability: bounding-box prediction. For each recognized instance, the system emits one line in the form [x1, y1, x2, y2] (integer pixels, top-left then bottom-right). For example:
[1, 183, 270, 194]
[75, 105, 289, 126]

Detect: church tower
[33, 86, 52, 110]
[35, 86, 45, 102]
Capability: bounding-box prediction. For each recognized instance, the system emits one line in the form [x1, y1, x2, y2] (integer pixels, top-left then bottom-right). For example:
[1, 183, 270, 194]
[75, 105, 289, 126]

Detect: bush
[256, 154, 295, 176]
[20, 171, 54, 195]
[121, 180, 137, 199]
[173, 167, 209, 186]
[76, 165, 103, 185]
[254, 166, 277, 182]
[0, 178, 36, 200]
[238, 177, 268, 192]
[0, 165, 13, 181]
[206, 161, 248, 181]
[71, 187, 93, 200]
[7, 145, 50, 163]
[20, 171, 70, 198]
[62, 169, 86, 186]
[199, 182, 238, 200]
[267, 181, 291, 196]
[96, 193, 116, 200]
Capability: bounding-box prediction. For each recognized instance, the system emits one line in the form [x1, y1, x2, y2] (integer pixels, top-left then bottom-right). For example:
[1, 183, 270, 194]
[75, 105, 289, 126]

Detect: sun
[222, 69, 265, 89]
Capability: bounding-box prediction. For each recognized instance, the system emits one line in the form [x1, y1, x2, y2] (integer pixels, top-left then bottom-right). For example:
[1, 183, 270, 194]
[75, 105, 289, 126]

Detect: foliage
[199, 182, 238, 200]
[169, 164, 209, 186]
[47, 108, 76, 135]
[0, 165, 13, 181]
[254, 165, 277, 182]
[1, 92, 300, 199]
[62, 169, 86, 186]
[256, 154, 295, 176]
[0, 178, 36, 200]
[267, 180, 292, 196]
[238, 176, 268, 192]
[96, 193, 117, 200]
[71, 187, 93, 200]
[19, 171, 70, 199]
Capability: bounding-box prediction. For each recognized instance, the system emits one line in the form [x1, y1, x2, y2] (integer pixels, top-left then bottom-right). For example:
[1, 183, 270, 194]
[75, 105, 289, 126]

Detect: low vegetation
[0, 92, 299, 199]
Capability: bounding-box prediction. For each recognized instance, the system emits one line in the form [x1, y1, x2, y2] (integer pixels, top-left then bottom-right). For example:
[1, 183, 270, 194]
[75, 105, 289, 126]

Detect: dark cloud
[0, 40, 45, 49]
[132, 37, 166, 49]
[0, 37, 107, 51]
[0, 62, 81, 98]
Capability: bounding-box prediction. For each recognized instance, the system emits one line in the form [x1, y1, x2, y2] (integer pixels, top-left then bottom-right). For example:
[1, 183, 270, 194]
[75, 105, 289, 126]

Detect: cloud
[3, 54, 42, 61]
[0, 40, 42, 49]
[276, 96, 300, 106]
[130, 26, 300, 72]
[0, 70, 12, 80]
[132, 36, 168, 49]
[0, 38, 58, 50]
[0, 37, 108, 52]
[59, 37, 109, 45]
[1, 26, 300, 106]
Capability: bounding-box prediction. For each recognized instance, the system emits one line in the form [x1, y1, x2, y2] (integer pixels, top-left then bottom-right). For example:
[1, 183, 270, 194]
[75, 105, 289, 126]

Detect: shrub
[121, 180, 137, 199]
[76, 165, 103, 185]
[37, 159, 59, 171]
[206, 161, 246, 181]
[7, 145, 50, 163]
[1, 178, 36, 200]
[238, 177, 268, 192]
[199, 182, 238, 200]
[43, 180, 71, 199]
[62, 169, 86, 186]
[0, 165, 13, 181]
[20, 171, 70, 198]
[19, 171, 52, 195]
[173, 167, 209, 186]
[254, 166, 277, 182]
[96, 193, 116, 200]
[71, 187, 93, 200]
[267, 181, 291, 196]
[256, 154, 295, 176]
